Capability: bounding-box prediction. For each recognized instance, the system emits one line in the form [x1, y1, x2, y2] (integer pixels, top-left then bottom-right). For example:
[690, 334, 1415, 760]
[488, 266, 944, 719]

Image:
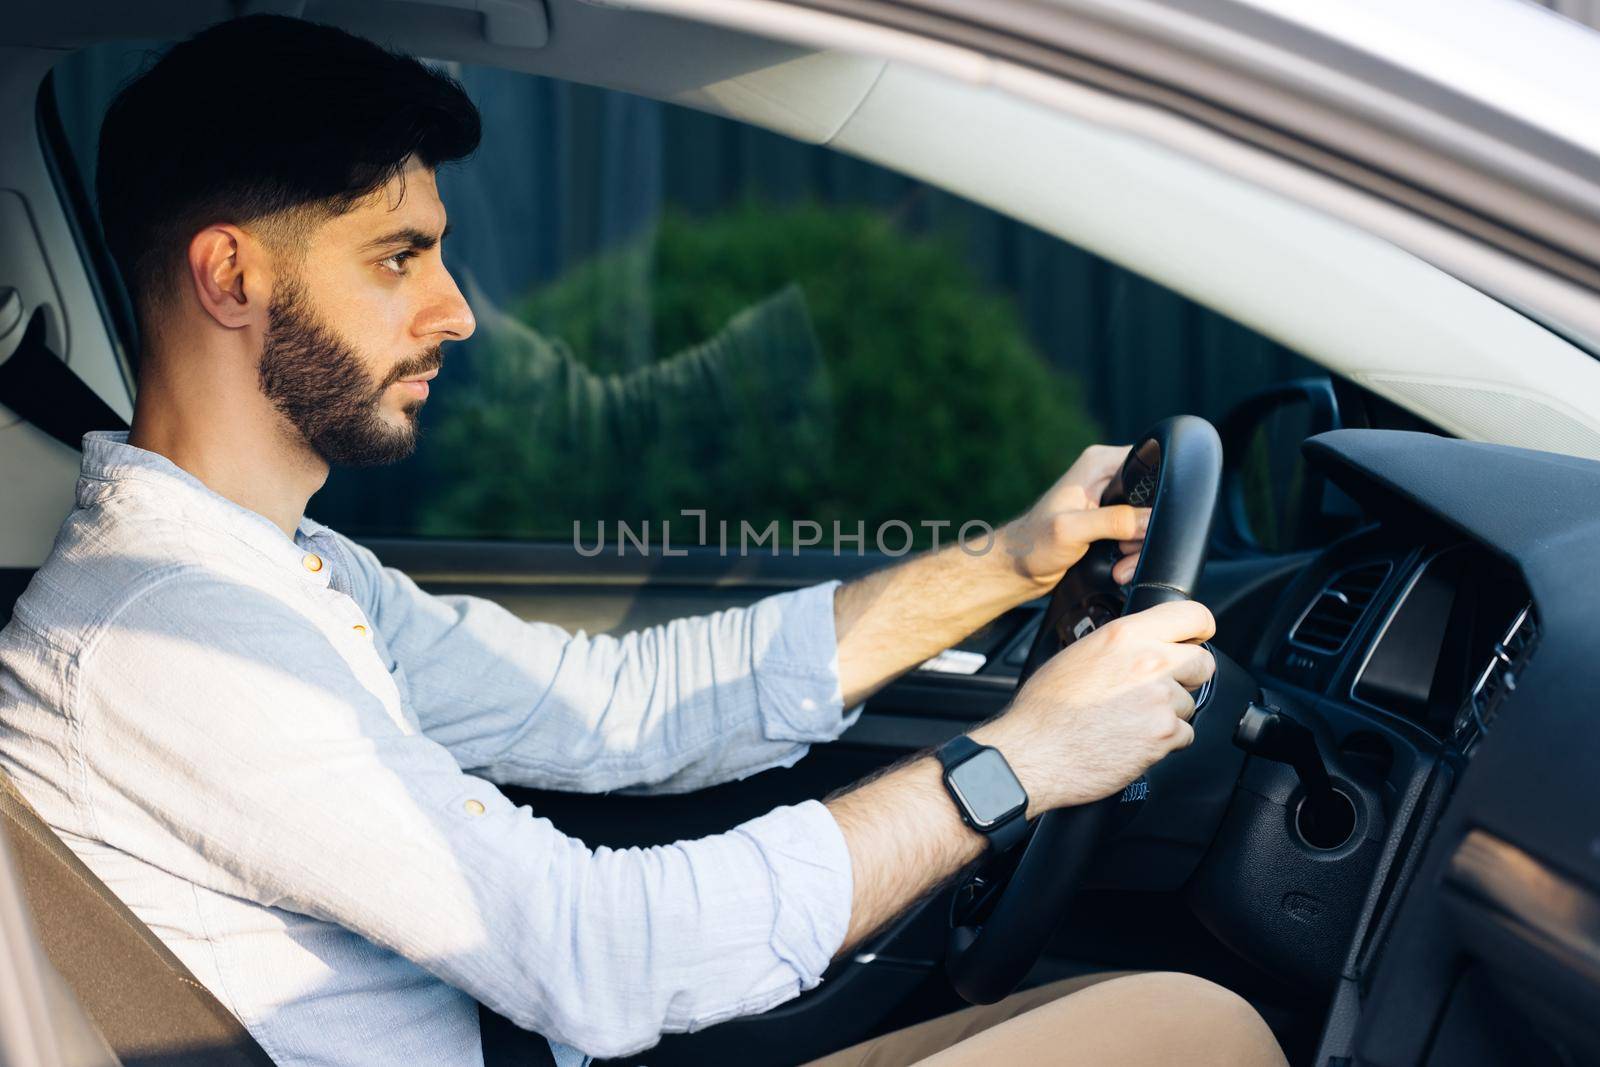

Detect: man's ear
[185, 224, 272, 330]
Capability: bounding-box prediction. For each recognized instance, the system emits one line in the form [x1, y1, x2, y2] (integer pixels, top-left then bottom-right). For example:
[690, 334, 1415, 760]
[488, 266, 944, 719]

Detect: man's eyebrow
[359, 221, 452, 253]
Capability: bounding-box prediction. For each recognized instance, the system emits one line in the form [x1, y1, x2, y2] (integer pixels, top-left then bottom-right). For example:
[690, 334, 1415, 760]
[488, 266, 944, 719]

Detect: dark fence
[434, 65, 1314, 444]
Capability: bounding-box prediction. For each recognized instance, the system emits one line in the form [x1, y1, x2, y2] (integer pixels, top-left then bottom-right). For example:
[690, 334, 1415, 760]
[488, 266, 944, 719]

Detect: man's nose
[422, 266, 476, 342]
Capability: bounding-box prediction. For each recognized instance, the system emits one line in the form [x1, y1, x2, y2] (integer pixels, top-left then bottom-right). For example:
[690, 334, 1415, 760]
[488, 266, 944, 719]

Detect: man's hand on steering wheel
[1001, 444, 1150, 590]
[971, 600, 1217, 818]
[827, 417, 1223, 1005]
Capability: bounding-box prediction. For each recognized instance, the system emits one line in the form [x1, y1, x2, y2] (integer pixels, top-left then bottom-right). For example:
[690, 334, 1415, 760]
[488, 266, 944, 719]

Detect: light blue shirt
[0, 431, 860, 1065]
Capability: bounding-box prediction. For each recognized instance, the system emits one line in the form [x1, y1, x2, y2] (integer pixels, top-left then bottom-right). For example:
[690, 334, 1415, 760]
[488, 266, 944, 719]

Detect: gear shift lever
[1234, 702, 1354, 849]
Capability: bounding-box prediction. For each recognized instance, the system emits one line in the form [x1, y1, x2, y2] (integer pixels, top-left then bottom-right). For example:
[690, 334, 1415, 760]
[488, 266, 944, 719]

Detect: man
[0, 14, 1284, 1067]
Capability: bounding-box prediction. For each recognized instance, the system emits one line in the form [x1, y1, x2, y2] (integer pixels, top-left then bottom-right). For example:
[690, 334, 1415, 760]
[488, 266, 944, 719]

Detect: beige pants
[804, 971, 1289, 1066]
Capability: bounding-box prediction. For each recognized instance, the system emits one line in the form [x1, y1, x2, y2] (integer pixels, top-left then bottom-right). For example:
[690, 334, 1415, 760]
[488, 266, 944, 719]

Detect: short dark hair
[95, 13, 481, 337]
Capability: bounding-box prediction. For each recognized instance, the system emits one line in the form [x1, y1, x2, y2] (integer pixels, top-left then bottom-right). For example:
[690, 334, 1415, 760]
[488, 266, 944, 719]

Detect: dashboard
[1260, 531, 1537, 754]
[1246, 429, 1600, 1066]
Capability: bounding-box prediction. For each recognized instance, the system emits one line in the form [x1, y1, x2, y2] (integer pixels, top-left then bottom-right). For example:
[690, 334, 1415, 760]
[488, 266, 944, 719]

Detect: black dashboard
[1237, 429, 1600, 1067]
[1258, 532, 1535, 756]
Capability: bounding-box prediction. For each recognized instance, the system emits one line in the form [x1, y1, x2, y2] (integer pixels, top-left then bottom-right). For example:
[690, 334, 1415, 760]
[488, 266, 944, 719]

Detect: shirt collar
[78, 430, 333, 586]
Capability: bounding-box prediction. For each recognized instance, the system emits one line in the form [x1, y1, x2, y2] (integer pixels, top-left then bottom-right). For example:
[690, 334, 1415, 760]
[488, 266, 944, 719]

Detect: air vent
[1459, 603, 1538, 742]
[1288, 561, 1393, 655]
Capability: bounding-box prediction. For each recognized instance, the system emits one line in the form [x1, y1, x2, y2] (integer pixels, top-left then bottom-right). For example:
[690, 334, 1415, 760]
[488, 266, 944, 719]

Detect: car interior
[4, 2, 1600, 1066]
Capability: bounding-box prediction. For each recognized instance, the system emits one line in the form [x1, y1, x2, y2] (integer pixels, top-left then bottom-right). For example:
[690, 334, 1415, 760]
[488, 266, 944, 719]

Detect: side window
[49, 49, 1319, 550]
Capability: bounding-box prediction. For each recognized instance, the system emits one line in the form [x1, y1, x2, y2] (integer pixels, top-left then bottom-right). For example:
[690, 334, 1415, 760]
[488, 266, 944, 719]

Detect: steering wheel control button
[463, 799, 486, 816]
[301, 552, 324, 573]
[1125, 468, 1158, 506]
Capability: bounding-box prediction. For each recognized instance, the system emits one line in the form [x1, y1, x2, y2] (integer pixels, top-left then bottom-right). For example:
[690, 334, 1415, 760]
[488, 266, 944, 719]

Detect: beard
[257, 274, 441, 468]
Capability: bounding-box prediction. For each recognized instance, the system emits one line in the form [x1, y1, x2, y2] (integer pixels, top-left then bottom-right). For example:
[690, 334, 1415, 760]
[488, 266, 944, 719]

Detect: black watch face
[947, 749, 1027, 828]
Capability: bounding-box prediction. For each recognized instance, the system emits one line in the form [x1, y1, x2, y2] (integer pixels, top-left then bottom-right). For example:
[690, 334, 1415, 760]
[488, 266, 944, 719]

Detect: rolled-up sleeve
[75, 573, 855, 1059]
[333, 533, 860, 793]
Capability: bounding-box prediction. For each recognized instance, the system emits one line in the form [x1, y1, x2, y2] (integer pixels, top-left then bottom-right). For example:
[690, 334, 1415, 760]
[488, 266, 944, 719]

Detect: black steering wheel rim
[944, 414, 1223, 1004]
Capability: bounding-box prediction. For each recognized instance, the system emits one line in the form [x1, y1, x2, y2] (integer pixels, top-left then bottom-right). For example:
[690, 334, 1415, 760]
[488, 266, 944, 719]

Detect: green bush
[417, 201, 1102, 545]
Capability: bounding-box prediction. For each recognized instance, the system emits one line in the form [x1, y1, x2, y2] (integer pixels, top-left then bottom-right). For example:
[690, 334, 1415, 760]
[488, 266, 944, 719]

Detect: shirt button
[463, 799, 486, 816]
[302, 553, 324, 573]
[352, 624, 369, 637]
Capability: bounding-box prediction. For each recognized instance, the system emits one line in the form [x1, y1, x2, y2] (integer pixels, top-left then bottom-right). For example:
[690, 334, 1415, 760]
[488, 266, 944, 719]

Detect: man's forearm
[825, 710, 1053, 954]
[826, 751, 984, 952]
[833, 525, 1045, 707]
[823, 534, 1054, 954]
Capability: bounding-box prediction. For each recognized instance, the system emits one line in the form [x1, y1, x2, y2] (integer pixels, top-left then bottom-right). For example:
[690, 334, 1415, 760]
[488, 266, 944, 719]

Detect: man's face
[257, 158, 475, 467]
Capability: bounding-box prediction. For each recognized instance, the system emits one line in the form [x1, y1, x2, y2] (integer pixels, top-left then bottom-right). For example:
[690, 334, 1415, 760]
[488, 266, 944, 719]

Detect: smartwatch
[935, 736, 1031, 853]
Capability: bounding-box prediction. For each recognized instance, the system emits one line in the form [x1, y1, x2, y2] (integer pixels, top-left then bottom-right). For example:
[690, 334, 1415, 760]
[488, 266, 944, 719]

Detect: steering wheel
[945, 414, 1223, 1004]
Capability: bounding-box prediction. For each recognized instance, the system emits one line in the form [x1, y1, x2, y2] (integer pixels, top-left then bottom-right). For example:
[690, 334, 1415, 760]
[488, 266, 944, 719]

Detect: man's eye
[380, 250, 417, 276]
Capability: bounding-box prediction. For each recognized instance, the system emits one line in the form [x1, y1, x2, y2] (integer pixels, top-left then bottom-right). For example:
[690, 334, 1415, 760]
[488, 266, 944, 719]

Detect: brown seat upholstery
[0, 770, 275, 1066]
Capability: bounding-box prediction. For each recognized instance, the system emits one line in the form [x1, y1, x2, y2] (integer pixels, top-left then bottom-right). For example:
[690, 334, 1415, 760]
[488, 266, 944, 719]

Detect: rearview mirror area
[1215, 378, 1360, 555]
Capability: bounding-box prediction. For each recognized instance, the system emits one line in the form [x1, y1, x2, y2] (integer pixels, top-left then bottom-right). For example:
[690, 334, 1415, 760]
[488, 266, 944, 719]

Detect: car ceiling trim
[600, 0, 1600, 350]
[976, 56, 1600, 351]
[794, 0, 1600, 299]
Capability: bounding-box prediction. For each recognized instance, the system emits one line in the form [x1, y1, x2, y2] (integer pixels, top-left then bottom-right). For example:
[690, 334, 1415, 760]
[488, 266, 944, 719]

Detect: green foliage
[417, 201, 1102, 544]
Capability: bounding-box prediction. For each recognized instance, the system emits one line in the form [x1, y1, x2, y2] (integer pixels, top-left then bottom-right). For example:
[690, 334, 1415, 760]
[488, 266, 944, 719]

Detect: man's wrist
[967, 718, 1050, 819]
[826, 751, 986, 952]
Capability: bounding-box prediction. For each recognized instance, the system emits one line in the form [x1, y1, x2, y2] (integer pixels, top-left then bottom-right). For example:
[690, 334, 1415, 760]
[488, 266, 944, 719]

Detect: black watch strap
[935, 736, 1031, 853]
[936, 735, 984, 768]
